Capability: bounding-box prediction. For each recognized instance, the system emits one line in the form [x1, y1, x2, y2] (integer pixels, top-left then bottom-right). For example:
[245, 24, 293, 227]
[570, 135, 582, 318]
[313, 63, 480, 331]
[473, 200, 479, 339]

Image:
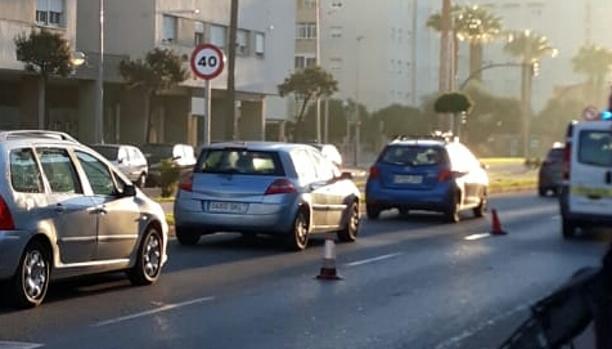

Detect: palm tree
[572, 44, 612, 103]
[504, 30, 557, 157]
[455, 5, 502, 81]
[427, 5, 502, 81]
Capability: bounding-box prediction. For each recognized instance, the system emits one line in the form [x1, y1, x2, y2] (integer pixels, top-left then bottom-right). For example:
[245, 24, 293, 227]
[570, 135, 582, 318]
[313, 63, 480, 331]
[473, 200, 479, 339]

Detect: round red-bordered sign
[190, 44, 225, 80]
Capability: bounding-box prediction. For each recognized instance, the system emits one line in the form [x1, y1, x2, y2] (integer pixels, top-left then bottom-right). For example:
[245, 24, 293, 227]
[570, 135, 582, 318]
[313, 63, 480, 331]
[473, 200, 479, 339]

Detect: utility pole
[94, 0, 104, 143]
[226, 0, 239, 140]
[315, 0, 322, 142]
[439, 0, 455, 131]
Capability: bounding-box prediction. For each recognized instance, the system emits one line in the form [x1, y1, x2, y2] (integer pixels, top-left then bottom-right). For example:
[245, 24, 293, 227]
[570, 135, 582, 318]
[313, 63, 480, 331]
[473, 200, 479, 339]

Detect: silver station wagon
[0, 131, 168, 307]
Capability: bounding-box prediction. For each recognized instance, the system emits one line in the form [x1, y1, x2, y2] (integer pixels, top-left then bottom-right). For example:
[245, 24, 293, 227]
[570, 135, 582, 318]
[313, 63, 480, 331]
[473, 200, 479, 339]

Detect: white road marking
[0, 342, 43, 349]
[93, 296, 215, 327]
[464, 233, 491, 241]
[345, 253, 402, 267]
[434, 304, 529, 349]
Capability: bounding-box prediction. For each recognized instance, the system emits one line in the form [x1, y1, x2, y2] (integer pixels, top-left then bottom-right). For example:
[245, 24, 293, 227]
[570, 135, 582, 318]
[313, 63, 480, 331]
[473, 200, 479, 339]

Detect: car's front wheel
[176, 227, 201, 246]
[366, 204, 381, 220]
[13, 240, 50, 308]
[473, 194, 487, 218]
[129, 227, 163, 286]
[287, 210, 309, 251]
[338, 201, 360, 242]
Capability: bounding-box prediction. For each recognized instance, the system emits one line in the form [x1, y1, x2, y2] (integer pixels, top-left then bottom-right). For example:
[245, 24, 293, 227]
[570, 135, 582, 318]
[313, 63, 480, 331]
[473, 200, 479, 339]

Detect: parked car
[90, 144, 148, 187]
[140, 143, 197, 187]
[366, 137, 489, 222]
[174, 142, 361, 250]
[538, 143, 565, 197]
[0, 130, 168, 307]
[560, 119, 612, 238]
[309, 143, 343, 167]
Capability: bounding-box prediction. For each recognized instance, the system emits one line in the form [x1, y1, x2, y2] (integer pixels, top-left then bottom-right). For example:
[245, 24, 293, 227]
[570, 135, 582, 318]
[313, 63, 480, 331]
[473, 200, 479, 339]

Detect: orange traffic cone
[490, 209, 508, 236]
[316, 239, 342, 280]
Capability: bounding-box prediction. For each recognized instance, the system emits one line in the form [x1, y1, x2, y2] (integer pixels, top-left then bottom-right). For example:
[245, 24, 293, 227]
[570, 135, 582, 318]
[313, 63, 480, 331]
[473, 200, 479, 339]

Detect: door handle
[87, 206, 108, 215]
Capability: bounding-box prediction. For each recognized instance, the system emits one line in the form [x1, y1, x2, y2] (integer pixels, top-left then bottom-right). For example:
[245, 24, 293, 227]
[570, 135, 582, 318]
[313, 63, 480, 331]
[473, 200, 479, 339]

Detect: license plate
[394, 175, 423, 184]
[206, 201, 249, 214]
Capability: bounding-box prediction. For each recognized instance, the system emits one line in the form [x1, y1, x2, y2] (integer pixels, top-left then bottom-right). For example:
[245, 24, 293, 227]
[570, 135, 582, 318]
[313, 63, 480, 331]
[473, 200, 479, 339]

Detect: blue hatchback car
[366, 138, 489, 222]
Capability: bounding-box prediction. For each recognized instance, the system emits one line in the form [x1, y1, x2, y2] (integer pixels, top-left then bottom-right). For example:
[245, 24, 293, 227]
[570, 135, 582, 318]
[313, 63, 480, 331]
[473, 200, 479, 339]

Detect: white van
[560, 120, 612, 238]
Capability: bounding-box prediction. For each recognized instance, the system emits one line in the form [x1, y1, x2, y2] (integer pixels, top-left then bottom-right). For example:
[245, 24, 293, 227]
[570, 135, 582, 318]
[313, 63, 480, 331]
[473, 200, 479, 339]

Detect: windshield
[141, 144, 174, 163]
[381, 146, 445, 166]
[196, 149, 284, 176]
[578, 131, 612, 167]
[91, 146, 119, 161]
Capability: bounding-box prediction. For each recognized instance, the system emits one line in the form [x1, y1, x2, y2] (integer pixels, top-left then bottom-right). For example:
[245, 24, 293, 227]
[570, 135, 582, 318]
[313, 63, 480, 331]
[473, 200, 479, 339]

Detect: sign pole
[205, 79, 212, 145]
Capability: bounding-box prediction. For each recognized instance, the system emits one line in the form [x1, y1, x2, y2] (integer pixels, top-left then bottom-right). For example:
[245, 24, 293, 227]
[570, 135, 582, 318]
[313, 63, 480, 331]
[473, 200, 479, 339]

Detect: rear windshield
[196, 149, 285, 176]
[578, 131, 612, 167]
[546, 148, 564, 161]
[91, 146, 119, 161]
[381, 146, 445, 166]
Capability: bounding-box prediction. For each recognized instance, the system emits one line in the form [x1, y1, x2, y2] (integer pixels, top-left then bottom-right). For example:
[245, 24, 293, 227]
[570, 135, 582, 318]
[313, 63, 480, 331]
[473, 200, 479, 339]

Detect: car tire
[12, 240, 50, 308]
[128, 227, 163, 286]
[287, 210, 309, 251]
[445, 196, 461, 223]
[538, 187, 547, 197]
[135, 173, 147, 188]
[398, 208, 410, 217]
[562, 218, 576, 239]
[176, 227, 201, 246]
[473, 195, 487, 218]
[338, 201, 360, 242]
[366, 204, 381, 220]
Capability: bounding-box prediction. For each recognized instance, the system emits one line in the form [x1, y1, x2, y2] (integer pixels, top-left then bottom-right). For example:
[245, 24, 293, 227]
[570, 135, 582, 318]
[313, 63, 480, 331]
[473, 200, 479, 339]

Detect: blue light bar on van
[601, 111, 612, 120]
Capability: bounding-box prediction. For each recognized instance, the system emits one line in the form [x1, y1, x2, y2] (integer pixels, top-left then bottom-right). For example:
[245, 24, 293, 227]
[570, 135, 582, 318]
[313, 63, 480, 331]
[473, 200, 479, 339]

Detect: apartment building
[0, 0, 81, 134]
[77, 0, 295, 144]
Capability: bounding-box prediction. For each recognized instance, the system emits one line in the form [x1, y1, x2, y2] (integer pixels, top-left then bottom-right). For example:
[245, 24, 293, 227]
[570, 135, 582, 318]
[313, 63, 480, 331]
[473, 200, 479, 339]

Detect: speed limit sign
[190, 44, 225, 80]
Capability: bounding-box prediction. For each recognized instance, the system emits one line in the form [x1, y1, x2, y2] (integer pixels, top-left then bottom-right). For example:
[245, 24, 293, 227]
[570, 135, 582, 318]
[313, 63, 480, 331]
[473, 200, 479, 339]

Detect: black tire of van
[562, 218, 577, 239]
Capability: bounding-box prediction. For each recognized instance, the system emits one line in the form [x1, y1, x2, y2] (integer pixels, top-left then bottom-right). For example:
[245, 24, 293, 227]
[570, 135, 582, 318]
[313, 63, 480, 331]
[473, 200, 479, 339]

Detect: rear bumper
[366, 180, 454, 212]
[559, 187, 612, 227]
[174, 198, 299, 235]
[0, 231, 30, 280]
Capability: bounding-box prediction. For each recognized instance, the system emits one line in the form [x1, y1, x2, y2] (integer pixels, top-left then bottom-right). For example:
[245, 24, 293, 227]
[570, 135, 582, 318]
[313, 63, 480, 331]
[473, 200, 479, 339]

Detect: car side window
[290, 150, 317, 181]
[10, 148, 44, 193]
[37, 148, 83, 194]
[129, 148, 140, 164]
[75, 151, 117, 196]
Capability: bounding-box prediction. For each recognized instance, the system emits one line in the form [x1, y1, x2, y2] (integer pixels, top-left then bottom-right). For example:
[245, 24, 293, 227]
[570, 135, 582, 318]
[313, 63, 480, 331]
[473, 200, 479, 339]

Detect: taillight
[178, 176, 193, 192]
[265, 179, 296, 195]
[563, 143, 571, 180]
[369, 166, 380, 180]
[438, 169, 452, 182]
[0, 196, 15, 230]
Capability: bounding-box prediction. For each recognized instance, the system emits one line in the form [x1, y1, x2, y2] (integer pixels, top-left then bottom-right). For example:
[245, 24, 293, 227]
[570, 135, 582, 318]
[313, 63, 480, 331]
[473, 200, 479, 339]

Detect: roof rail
[0, 130, 80, 143]
[391, 131, 454, 143]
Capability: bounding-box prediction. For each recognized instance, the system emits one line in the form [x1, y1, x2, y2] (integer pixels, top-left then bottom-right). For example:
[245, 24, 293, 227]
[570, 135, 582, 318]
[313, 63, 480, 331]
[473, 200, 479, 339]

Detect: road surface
[0, 193, 607, 349]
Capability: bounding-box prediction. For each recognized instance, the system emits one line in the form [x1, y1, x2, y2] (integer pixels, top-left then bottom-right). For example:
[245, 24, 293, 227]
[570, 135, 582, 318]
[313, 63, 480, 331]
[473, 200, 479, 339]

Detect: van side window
[37, 148, 83, 194]
[10, 148, 44, 193]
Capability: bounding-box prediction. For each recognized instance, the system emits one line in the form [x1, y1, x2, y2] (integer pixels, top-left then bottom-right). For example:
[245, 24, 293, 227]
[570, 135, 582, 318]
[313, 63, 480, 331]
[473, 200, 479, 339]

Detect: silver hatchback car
[174, 142, 361, 250]
[0, 131, 168, 307]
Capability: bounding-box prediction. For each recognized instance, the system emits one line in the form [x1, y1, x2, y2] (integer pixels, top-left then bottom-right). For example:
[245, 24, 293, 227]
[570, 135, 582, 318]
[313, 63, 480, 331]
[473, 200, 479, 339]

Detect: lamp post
[354, 35, 365, 167]
[94, 0, 104, 144]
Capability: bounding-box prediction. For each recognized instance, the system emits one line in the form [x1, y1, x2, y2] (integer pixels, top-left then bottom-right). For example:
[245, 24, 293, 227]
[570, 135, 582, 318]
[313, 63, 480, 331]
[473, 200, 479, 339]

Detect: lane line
[93, 296, 215, 327]
[0, 342, 43, 349]
[464, 233, 491, 241]
[345, 253, 402, 267]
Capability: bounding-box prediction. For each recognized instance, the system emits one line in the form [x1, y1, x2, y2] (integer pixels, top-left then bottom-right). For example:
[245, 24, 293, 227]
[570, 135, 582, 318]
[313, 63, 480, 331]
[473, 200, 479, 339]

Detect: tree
[434, 92, 474, 138]
[533, 96, 583, 142]
[119, 48, 189, 143]
[572, 45, 612, 103]
[14, 29, 73, 129]
[504, 30, 557, 156]
[372, 105, 427, 138]
[427, 5, 502, 80]
[278, 66, 338, 141]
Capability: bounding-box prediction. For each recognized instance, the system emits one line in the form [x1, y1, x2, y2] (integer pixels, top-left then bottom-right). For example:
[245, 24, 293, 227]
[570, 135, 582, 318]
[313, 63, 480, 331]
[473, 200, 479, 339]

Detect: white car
[91, 144, 149, 187]
[310, 144, 343, 167]
[560, 120, 612, 238]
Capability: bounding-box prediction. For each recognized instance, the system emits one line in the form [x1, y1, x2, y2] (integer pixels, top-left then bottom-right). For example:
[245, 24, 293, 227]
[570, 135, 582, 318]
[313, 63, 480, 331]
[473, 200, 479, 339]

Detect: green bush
[159, 159, 180, 197]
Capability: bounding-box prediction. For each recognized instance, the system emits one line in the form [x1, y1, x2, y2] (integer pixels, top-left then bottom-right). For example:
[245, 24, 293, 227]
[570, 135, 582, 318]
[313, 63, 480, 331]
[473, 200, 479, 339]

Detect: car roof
[0, 130, 78, 145]
[204, 142, 310, 152]
[388, 139, 447, 147]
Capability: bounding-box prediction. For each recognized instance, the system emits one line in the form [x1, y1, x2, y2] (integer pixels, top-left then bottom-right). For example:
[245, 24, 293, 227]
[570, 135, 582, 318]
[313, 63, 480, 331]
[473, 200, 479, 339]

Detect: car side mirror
[118, 158, 125, 164]
[122, 184, 137, 197]
[339, 171, 353, 181]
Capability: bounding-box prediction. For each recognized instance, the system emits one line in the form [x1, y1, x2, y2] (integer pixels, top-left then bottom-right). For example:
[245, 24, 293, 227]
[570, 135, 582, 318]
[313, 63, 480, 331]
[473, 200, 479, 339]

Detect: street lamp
[354, 35, 365, 167]
[70, 52, 86, 67]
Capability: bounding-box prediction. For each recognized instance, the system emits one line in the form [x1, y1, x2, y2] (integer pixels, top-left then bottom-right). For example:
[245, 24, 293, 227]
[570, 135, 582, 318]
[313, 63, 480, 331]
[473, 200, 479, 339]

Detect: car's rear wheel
[338, 201, 360, 242]
[473, 194, 487, 218]
[366, 204, 381, 220]
[128, 227, 163, 286]
[562, 218, 576, 239]
[538, 187, 547, 197]
[445, 195, 461, 223]
[176, 227, 201, 246]
[288, 210, 309, 251]
[13, 240, 50, 308]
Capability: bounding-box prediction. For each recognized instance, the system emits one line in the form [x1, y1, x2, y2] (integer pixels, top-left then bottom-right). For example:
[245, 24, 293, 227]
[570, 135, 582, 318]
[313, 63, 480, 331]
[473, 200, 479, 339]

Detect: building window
[296, 22, 317, 40]
[330, 57, 343, 71]
[295, 55, 316, 69]
[194, 21, 205, 46]
[210, 24, 228, 50]
[162, 15, 178, 43]
[330, 26, 342, 39]
[36, 0, 64, 27]
[255, 32, 265, 57]
[303, 0, 317, 9]
[236, 29, 249, 55]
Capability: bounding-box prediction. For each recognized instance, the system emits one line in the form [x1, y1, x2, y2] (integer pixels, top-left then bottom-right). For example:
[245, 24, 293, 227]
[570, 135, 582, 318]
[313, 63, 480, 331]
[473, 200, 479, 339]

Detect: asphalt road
[0, 193, 608, 349]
